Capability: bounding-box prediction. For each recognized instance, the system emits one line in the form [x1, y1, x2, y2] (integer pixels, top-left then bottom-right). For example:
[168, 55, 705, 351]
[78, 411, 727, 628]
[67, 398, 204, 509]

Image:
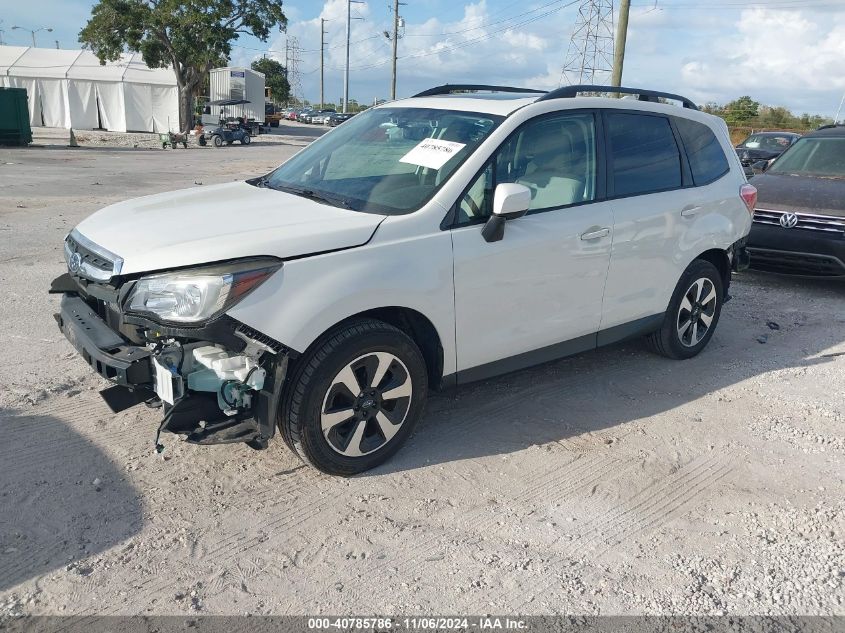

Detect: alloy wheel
[320, 352, 413, 457]
[676, 277, 717, 347]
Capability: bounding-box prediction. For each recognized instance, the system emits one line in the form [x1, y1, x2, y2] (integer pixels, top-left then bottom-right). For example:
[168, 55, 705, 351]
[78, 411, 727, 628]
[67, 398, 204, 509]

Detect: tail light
[740, 183, 757, 215]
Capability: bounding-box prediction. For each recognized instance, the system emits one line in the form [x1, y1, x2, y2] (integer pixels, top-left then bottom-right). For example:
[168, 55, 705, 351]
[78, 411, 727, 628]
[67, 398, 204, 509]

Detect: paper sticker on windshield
[399, 138, 467, 170]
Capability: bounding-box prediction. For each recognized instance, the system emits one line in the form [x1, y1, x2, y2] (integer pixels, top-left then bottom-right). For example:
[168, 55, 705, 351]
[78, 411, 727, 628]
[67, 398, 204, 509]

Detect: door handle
[681, 205, 701, 218]
[580, 227, 610, 240]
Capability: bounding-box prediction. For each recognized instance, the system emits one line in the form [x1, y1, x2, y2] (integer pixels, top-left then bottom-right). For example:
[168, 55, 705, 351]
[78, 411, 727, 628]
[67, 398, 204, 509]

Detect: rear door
[599, 110, 693, 330]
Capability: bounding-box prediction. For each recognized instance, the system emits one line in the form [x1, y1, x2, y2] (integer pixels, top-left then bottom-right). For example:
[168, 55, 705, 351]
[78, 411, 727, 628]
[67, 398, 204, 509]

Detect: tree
[251, 57, 289, 105]
[722, 95, 760, 126]
[79, 0, 287, 131]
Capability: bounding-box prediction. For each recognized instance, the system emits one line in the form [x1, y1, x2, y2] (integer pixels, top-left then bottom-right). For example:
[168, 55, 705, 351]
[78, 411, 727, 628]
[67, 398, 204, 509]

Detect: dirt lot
[0, 128, 843, 617]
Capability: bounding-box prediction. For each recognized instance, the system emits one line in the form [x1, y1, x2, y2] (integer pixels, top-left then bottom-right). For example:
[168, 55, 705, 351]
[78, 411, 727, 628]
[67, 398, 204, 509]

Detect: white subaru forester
[53, 85, 756, 475]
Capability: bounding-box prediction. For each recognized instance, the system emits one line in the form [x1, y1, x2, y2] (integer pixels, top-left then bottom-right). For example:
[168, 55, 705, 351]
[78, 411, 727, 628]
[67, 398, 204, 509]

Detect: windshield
[739, 133, 795, 151]
[768, 137, 845, 178]
[265, 107, 503, 214]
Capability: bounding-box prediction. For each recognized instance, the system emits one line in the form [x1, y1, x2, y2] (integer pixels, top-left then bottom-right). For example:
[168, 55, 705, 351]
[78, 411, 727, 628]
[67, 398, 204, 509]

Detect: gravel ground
[0, 133, 843, 617]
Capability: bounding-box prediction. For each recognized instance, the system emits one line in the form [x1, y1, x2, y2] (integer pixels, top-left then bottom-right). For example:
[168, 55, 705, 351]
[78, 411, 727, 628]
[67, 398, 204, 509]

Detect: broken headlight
[125, 258, 281, 324]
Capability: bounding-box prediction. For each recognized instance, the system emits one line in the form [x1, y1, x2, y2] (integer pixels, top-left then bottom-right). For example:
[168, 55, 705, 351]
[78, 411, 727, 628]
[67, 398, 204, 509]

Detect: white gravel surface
[0, 134, 843, 617]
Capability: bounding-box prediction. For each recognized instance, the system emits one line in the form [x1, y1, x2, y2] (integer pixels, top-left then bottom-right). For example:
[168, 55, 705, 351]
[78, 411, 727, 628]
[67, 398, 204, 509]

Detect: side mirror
[481, 183, 532, 243]
[751, 159, 770, 175]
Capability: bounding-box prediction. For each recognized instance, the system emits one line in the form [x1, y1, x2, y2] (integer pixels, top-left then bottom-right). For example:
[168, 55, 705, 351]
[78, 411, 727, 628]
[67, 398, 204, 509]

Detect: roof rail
[536, 85, 698, 110]
[413, 84, 547, 98]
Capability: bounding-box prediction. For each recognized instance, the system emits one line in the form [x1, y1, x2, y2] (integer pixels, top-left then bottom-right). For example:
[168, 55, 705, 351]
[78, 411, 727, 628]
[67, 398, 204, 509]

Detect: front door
[450, 111, 614, 380]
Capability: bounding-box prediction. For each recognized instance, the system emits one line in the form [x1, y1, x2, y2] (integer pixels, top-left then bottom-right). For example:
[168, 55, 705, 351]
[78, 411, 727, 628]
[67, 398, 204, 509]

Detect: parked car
[327, 112, 355, 127]
[735, 131, 801, 177]
[297, 108, 316, 123]
[52, 84, 753, 475]
[310, 110, 337, 124]
[746, 124, 845, 277]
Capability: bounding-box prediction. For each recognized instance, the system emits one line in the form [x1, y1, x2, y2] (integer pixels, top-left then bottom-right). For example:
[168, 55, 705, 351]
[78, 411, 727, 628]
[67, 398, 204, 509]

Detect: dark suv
[746, 124, 845, 277]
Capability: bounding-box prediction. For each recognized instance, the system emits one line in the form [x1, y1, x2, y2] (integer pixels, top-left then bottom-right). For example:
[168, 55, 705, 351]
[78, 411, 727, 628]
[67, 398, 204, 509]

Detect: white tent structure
[0, 46, 179, 133]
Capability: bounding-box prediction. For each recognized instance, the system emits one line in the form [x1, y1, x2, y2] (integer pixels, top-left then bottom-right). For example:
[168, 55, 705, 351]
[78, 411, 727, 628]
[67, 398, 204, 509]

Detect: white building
[0, 45, 179, 133]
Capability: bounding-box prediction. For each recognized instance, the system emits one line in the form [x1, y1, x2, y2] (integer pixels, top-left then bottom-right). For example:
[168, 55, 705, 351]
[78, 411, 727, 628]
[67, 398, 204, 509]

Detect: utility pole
[611, 0, 631, 88]
[343, 0, 364, 113]
[284, 40, 290, 106]
[389, 1, 407, 100]
[320, 18, 327, 110]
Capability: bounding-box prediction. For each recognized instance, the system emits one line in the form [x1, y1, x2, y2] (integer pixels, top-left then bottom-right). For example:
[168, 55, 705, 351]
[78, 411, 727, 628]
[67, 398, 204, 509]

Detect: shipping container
[208, 67, 265, 124]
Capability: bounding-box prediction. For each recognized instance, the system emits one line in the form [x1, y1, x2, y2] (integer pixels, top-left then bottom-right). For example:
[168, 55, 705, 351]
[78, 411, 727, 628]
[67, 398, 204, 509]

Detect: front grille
[748, 248, 845, 277]
[66, 234, 114, 275]
[64, 230, 123, 282]
[753, 208, 845, 235]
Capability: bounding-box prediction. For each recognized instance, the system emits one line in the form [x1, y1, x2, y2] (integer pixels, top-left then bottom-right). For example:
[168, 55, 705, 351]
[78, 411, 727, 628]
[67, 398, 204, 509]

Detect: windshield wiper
[275, 185, 353, 209]
[249, 175, 275, 189]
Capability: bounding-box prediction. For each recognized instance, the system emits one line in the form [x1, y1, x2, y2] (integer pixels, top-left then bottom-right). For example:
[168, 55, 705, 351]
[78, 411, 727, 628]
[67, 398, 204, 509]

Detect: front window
[265, 107, 503, 214]
[768, 137, 845, 178]
[457, 111, 598, 224]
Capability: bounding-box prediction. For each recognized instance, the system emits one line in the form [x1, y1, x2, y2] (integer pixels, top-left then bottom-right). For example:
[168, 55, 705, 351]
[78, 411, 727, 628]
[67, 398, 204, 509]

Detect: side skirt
[447, 313, 664, 386]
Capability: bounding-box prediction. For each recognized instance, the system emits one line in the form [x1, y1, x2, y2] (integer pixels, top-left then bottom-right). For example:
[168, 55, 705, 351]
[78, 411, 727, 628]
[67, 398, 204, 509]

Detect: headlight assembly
[125, 258, 281, 324]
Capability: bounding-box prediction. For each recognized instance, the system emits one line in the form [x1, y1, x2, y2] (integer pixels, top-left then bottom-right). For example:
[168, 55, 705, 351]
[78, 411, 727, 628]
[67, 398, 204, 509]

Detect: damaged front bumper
[52, 276, 290, 451]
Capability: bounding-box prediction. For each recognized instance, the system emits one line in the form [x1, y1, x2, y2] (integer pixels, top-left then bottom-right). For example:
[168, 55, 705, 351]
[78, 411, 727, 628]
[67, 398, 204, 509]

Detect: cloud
[239, 1, 843, 116]
[678, 8, 845, 113]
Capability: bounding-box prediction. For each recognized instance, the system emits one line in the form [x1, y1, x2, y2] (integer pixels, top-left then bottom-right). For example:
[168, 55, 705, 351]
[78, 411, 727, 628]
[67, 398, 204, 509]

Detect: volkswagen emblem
[779, 213, 799, 229]
[68, 251, 82, 274]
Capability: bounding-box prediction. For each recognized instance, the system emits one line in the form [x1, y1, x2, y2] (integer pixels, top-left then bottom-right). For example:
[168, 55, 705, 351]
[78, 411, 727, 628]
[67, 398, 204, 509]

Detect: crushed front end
[51, 230, 291, 452]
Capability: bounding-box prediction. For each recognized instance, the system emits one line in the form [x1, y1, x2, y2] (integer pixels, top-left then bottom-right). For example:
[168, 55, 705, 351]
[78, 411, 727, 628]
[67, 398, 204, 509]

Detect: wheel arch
[292, 307, 446, 391]
[693, 248, 731, 297]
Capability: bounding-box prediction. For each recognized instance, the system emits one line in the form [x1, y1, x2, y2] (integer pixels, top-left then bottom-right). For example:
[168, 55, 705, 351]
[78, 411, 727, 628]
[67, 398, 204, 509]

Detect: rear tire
[241, 134, 251, 145]
[279, 319, 428, 476]
[647, 259, 724, 360]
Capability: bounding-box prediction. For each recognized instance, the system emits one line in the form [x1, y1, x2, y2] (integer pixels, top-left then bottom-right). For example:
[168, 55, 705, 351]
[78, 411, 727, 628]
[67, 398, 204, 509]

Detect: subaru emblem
[68, 251, 82, 274]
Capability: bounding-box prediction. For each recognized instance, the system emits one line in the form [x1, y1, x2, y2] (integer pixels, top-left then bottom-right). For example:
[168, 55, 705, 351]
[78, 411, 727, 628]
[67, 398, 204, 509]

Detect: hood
[74, 182, 386, 274]
[736, 147, 781, 162]
[752, 172, 845, 217]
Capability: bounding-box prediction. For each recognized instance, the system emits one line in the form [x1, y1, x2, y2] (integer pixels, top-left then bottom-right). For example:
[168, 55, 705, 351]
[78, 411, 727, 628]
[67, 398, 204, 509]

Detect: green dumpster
[0, 87, 33, 146]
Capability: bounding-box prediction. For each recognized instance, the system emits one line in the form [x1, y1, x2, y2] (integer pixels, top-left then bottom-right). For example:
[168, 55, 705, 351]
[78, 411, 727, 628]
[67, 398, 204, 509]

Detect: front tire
[211, 135, 223, 148]
[647, 259, 724, 360]
[279, 319, 428, 476]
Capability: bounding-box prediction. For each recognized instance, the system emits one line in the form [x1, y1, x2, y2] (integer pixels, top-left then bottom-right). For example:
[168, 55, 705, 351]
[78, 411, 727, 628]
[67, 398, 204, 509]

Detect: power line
[334, 0, 581, 73]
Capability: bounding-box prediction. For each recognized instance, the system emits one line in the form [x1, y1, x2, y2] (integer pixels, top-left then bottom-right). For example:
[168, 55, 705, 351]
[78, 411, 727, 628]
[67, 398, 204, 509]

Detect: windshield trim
[263, 107, 507, 216]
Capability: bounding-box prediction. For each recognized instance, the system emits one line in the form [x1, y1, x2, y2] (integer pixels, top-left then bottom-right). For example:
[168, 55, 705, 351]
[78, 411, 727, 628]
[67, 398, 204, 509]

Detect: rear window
[675, 117, 729, 185]
[607, 113, 682, 197]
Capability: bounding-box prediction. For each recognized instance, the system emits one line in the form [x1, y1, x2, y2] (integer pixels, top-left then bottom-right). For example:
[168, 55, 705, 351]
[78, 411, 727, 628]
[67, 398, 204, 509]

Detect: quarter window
[607, 113, 682, 196]
[674, 117, 729, 185]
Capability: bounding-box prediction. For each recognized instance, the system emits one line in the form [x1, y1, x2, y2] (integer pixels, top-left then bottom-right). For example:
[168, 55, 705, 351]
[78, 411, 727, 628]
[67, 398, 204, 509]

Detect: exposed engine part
[188, 345, 267, 415]
[145, 335, 281, 451]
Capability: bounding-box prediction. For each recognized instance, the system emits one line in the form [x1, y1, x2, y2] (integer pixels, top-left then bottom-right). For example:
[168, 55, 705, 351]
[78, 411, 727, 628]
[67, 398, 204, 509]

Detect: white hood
[74, 181, 386, 274]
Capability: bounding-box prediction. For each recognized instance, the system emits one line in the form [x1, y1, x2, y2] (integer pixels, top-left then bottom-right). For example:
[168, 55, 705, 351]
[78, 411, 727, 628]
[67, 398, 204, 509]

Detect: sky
[2, 0, 845, 116]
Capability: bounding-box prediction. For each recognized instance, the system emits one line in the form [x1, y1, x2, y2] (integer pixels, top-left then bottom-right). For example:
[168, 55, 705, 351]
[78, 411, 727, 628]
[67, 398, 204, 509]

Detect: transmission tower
[286, 36, 304, 106]
[560, 0, 615, 86]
